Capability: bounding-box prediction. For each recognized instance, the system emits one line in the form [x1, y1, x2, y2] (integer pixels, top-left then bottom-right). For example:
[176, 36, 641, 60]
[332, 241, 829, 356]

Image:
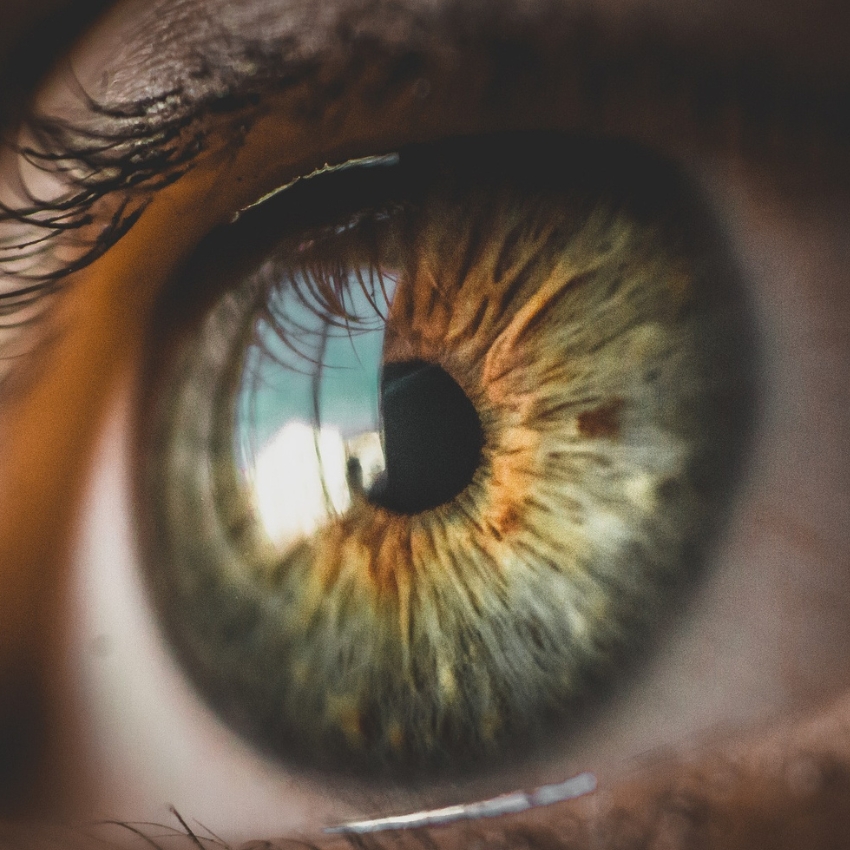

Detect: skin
[0, 0, 849, 846]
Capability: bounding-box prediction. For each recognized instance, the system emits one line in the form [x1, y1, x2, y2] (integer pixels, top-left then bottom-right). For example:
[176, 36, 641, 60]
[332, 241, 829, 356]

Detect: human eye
[0, 0, 848, 848]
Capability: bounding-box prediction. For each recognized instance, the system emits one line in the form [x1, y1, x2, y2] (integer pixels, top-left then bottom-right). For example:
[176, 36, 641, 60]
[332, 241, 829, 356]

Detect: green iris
[138, 134, 754, 779]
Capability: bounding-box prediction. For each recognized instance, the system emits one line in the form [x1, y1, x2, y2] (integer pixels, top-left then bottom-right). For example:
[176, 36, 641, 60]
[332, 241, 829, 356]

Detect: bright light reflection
[252, 421, 384, 551]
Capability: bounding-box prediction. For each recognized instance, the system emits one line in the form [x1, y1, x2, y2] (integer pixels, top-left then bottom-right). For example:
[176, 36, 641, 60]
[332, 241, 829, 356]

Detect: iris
[138, 134, 754, 778]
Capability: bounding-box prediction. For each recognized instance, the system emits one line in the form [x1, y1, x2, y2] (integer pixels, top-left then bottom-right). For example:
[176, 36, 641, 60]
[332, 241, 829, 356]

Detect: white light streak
[252, 422, 350, 549]
[323, 772, 597, 834]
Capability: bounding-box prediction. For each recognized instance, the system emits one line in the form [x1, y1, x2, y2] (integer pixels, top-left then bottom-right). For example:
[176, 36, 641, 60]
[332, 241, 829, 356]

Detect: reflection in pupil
[369, 360, 484, 514]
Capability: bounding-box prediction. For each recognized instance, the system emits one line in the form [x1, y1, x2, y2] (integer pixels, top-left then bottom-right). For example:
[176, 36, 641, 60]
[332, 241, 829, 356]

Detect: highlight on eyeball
[136, 132, 754, 780]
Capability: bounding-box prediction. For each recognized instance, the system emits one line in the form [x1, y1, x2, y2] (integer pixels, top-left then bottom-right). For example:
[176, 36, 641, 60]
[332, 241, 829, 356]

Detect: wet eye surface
[136, 133, 754, 781]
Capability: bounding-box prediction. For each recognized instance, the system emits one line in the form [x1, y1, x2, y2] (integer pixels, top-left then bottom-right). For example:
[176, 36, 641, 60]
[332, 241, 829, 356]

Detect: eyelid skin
[2, 0, 847, 350]
[0, 0, 848, 844]
[64, 0, 850, 106]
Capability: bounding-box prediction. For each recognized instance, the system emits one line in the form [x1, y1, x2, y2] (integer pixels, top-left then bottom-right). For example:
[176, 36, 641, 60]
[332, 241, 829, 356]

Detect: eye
[137, 133, 754, 780]
[1, 0, 849, 845]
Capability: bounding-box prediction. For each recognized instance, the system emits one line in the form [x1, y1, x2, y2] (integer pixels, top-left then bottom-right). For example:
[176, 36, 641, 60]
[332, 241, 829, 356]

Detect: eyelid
[1, 0, 847, 343]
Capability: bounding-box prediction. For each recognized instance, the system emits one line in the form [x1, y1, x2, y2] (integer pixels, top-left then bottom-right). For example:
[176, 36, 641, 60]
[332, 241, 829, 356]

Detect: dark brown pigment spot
[577, 398, 625, 439]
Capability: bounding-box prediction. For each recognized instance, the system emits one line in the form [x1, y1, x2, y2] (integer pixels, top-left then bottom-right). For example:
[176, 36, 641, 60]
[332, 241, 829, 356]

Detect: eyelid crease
[323, 773, 597, 834]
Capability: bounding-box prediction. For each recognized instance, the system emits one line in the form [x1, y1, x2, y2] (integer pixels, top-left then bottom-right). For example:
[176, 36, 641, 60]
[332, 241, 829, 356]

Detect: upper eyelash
[0, 64, 295, 338]
[0, 41, 319, 336]
[0, 90, 210, 321]
[0, 9, 847, 340]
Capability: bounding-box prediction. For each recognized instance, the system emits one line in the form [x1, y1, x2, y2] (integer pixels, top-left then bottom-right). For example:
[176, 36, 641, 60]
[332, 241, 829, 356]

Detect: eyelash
[2, 9, 847, 339]
[0, 87, 250, 334]
[0, 115, 174, 339]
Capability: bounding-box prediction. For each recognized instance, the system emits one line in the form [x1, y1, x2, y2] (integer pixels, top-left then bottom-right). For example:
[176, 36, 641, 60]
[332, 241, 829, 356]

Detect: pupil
[368, 360, 484, 514]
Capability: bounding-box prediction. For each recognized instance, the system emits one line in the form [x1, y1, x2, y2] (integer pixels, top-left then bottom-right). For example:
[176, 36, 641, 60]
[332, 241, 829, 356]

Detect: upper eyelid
[0, 0, 847, 350]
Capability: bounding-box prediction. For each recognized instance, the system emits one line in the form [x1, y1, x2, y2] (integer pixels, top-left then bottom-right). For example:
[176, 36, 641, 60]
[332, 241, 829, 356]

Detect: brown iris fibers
[140, 136, 754, 779]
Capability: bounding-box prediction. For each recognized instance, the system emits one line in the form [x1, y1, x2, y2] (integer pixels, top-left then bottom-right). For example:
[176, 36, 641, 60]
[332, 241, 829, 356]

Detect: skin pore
[0, 0, 849, 846]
